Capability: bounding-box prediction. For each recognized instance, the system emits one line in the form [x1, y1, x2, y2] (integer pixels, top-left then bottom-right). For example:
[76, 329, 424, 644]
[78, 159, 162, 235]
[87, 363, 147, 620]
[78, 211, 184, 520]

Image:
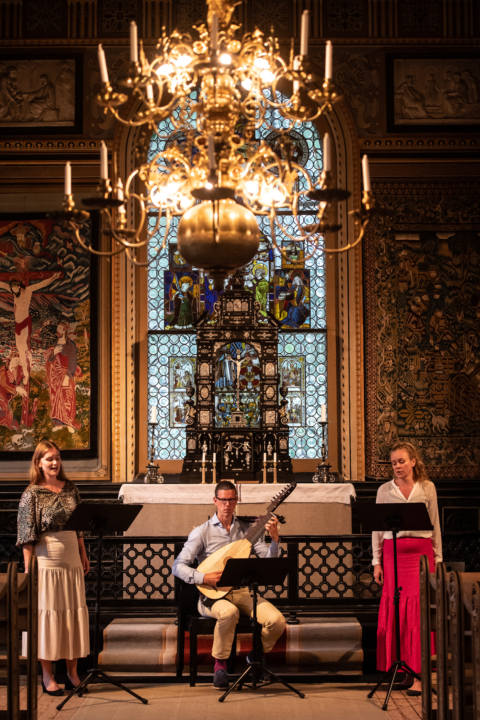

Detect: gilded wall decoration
[365, 183, 480, 479]
[311, 47, 382, 136]
[388, 56, 480, 131]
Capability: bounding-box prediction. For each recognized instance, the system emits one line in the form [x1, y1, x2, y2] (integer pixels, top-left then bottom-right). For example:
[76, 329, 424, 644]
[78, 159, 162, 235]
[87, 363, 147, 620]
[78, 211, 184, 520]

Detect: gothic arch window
[147, 101, 327, 461]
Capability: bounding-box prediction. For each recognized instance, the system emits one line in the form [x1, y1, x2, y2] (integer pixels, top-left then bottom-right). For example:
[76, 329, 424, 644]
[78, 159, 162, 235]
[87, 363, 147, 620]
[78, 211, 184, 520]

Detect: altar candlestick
[273, 454, 278, 484]
[64, 162, 71, 195]
[300, 10, 309, 56]
[98, 44, 109, 83]
[212, 452, 217, 484]
[130, 21, 138, 63]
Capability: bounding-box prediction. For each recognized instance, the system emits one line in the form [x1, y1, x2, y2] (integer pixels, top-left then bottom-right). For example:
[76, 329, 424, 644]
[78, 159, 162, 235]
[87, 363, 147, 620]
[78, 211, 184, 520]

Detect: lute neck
[244, 492, 290, 546]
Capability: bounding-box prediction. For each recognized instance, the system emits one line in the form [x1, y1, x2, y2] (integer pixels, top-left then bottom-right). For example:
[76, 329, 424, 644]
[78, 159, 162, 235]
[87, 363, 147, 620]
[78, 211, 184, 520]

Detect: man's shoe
[213, 668, 229, 690]
[246, 653, 270, 682]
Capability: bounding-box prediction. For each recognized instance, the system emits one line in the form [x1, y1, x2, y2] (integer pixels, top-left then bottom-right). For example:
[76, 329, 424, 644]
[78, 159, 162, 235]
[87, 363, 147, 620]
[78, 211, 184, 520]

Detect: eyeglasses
[215, 497, 238, 505]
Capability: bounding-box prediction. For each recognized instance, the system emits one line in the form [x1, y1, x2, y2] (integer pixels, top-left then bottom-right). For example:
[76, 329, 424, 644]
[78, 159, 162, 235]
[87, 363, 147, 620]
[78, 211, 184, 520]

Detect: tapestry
[0, 215, 94, 453]
[364, 182, 480, 478]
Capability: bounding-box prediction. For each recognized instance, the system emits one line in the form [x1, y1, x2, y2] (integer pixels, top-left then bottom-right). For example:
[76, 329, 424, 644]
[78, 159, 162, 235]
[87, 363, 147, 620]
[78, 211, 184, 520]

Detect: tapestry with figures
[0, 214, 95, 455]
[364, 182, 480, 478]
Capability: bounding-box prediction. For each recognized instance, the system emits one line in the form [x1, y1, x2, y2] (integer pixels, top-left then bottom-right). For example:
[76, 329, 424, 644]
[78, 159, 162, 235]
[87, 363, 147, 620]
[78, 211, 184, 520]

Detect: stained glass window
[147, 102, 327, 461]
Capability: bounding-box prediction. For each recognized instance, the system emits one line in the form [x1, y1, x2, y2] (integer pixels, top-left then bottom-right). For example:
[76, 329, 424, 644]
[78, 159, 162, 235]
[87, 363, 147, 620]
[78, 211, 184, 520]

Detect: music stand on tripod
[356, 502, 433, 711]
[214, 557, 306, 703]
[56, 503, 147, 711]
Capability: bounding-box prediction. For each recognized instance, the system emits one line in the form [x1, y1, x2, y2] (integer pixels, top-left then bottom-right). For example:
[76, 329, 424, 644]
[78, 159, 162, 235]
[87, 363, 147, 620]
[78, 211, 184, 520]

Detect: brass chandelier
[60, 0, 380, 290]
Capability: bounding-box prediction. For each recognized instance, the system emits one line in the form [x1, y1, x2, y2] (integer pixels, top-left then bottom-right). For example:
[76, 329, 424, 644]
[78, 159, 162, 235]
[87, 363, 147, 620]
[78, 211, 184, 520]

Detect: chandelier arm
[123, 212, 171, 267]
[319, 218, 369, 254]
[68, 217, 129, 257]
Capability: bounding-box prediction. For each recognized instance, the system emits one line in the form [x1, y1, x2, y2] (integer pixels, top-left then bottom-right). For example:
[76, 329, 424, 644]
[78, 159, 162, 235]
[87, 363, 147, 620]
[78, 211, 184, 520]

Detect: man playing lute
[172, 480, 286, 690]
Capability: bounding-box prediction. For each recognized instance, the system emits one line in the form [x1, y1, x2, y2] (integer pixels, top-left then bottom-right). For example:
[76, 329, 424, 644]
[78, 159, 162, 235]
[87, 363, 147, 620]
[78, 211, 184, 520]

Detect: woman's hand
[374, 564, 384, 585]
[80, 551, 90, 575]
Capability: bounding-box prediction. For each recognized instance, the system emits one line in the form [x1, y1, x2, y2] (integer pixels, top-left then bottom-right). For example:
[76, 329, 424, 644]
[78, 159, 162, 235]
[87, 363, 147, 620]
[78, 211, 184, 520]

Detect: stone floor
[1, 677, 429, 720]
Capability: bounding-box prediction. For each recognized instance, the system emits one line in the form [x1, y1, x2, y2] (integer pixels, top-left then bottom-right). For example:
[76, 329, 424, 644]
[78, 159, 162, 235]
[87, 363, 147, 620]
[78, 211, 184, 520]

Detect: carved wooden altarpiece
[181, 271, 294, 482]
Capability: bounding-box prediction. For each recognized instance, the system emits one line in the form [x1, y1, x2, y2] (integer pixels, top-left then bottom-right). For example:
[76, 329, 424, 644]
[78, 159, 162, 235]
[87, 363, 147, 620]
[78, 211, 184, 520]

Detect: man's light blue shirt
[172, 513, 280, 585]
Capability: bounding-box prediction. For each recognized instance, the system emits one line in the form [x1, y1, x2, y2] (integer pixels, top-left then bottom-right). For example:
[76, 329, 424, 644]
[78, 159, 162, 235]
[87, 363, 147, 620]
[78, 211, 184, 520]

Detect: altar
[119, 483, 356, 536]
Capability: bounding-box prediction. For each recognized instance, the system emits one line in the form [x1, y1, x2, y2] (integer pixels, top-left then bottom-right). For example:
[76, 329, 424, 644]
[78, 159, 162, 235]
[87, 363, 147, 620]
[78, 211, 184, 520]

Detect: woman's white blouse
[371, 479, 442, 566]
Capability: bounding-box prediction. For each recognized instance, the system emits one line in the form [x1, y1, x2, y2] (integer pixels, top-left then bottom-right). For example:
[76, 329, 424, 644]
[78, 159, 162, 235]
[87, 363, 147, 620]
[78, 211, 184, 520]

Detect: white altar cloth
[118, 483, 356, 505]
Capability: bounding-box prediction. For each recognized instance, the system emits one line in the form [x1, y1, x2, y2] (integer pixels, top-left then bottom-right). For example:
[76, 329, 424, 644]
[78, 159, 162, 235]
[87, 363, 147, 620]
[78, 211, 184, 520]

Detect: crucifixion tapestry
[0, 214, 96, 456]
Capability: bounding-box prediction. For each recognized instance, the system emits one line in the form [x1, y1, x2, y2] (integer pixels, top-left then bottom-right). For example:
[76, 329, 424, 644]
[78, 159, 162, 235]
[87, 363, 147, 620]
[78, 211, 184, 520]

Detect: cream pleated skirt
[34, 531, 90, 661]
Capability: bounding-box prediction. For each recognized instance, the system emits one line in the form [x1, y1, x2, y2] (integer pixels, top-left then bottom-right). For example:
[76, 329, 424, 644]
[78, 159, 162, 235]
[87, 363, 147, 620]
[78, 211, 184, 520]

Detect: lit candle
[130, 21, 138, 63]
[325, 41, 333, 80]
[208, 134, 216, 171]
[321, 404, 327, 422]
[117, 178, 125, 214]
[64, 161, 71, 195]
[300, 10, 309, 56]
[146, 84, 153, 101]
[150, 406, 157, 423]
[100, 141, 108, 180]
[211, 12, 218, 53]
[98, 44, 109, 83]
[323, 133, 331, 172]
[362, 154, 371, 192]
[274, 453, 277, 463]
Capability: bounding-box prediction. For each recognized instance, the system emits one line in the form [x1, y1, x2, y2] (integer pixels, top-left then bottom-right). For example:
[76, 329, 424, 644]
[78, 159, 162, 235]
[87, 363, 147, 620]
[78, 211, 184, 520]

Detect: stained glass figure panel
[215, 342, 261, 428]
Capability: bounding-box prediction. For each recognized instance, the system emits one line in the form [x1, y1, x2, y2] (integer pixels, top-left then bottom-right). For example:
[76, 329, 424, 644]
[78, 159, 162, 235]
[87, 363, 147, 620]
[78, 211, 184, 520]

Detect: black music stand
[215, 558, 305, 703]
[56, 503, 147, 711]
[357, 502, 433, 711]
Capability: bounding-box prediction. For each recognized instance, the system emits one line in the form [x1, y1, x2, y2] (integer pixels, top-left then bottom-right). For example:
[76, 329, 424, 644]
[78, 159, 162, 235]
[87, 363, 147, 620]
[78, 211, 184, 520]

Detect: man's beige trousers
[199, 587, 286, 660]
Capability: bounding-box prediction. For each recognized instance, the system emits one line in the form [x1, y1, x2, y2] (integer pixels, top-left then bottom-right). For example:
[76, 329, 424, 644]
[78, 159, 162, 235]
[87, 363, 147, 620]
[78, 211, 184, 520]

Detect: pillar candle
[321, 404, 327, 422]
[64, 162, 71, 195]
[211, 13, 218, 52]
[263, 453, 266, 462]
[213, 453, 216, 463]
[150, 406, 157, 423]
[100, 141, 108, 180]
[274, 453, 277, 463]
[98, 44, 109, 83]
[300, 10, 309, 56]
[130, 21, 138, 63]
[325, 41, 333, 80]
[323, 133, 331, 172]
[202, 452, 206, 463]
[362, 154, 371, 192]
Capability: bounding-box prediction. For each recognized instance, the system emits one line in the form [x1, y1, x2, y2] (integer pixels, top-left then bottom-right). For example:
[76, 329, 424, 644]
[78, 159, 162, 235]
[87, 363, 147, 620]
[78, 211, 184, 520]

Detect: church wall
[0, 0, 478, 492]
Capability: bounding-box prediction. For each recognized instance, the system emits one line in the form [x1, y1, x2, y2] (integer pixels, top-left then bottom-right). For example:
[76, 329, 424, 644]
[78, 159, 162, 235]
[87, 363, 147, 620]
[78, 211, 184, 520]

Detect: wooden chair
[176, 579, 253, 686]
[0, 557, 38, 720]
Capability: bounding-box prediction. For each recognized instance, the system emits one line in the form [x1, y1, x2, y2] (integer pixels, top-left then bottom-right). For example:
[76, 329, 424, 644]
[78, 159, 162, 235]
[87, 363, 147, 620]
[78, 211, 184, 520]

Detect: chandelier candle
[362, 155, 371, 192]
[100, 141, 108, 180]
[64, 162, 71, 196]
[325, 41, 333, 80]
[300, 10, 309, 56]
[98, 44, 109, 83]
[323, 134, 331, 173]
[211, 12, 218, 53]
[130, 21, 138, 63]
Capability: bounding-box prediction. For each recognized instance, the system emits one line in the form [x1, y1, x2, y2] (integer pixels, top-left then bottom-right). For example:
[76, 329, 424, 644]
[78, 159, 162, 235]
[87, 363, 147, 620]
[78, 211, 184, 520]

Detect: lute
[196, 483, 296, 601]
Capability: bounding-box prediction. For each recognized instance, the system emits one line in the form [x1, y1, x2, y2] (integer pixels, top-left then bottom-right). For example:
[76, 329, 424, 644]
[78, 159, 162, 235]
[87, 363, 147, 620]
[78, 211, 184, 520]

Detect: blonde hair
[29, 440, 69, 487]
[390, 441, 429, 483]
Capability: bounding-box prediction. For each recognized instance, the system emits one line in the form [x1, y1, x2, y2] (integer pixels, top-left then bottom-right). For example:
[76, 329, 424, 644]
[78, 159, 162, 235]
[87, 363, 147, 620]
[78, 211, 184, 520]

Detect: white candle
[98, 44, 109, 83]
[208, 134, 216, 171]
[362, 154, 371, 192]
[293, 56, 300, 95]
[213, 453, 216, 463]
[321, 404, 327, 422]
[130, 21, 138, 63]
[64, 162, 71, 195]
[274, 453, 277, 463]
[211, 12, 218, 53]
[300, 10, 309, 56]
[100, 141, 108, 180]
[146, 84, 154, 100]
[117, 178, 125, 214]
[150, 406, 157, 423]
[323, 133, 331, 172]
[263, 453, 266, 462]
[325, 41, 333, 80]
[202, 452, 206, 463]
